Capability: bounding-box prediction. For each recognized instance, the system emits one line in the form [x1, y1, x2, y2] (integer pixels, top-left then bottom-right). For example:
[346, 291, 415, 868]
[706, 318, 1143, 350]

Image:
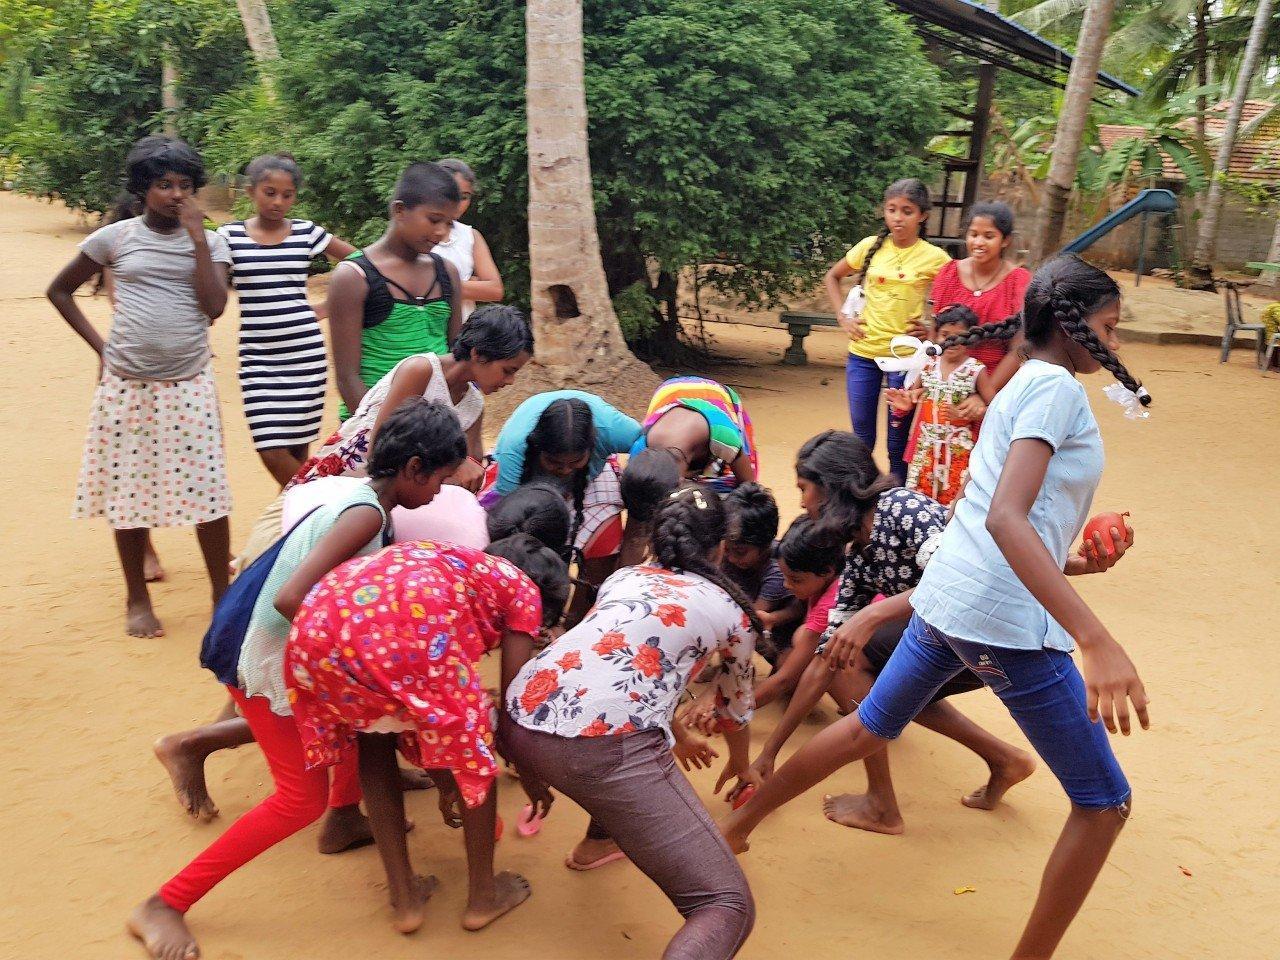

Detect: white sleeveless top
[434, 222, 476, 320]
[346, 352, 484, 435]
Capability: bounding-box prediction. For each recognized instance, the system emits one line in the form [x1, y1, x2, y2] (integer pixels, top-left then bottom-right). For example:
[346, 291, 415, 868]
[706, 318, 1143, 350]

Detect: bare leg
[1010, 801, 1131, 959]
[127, 895, 198, 960]
[195, 516, 231, 606]
[116, 527, 163, 637]
[722, 711, 886, 852]
[154, 718, 254, 820]
[459, 787, 531, 931]
[356, 733, 437, 934]
[143, 531, 165, 582]
[817, 664, 903, 834]
[258, 446, 307, 489]
[822, 749, 904, 835]
[912, 700, 1037, 809]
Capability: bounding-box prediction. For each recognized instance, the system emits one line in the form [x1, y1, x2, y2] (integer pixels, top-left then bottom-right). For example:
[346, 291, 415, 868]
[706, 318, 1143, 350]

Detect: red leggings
[159, 686, 361, 913]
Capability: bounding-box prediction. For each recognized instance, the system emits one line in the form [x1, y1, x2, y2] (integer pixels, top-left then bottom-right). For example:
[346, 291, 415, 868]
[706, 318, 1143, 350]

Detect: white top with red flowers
[506, 565, 756, 743]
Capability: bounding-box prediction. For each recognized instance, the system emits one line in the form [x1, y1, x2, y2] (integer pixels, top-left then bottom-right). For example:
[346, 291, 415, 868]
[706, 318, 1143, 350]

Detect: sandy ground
[2, 190, 1278, 959]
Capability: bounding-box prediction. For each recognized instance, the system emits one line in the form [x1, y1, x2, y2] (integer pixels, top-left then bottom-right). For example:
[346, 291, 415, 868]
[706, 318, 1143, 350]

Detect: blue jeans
[858, 614, 1131, 809]
[846, 353, 909, 482]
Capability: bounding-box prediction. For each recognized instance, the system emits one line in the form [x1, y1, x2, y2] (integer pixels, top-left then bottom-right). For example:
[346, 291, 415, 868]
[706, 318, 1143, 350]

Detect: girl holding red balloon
[723, 255, 1151, 960]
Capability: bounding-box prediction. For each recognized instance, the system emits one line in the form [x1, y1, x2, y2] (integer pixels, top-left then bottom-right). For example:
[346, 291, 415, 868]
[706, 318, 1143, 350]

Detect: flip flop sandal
[564, 849, 628, 871]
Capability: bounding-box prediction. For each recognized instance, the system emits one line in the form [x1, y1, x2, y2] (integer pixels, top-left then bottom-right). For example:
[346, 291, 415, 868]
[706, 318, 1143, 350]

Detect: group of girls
[49, 134, 1152, 960]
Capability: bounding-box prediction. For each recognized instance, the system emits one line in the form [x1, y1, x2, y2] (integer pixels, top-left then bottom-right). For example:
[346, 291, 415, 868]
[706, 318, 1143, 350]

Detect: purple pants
[506, 724, 754, 959]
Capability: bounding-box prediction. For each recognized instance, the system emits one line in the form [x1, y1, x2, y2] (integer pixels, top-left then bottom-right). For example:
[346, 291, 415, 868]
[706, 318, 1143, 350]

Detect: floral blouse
[507, 565, 756, 742]
[820, 488, 947, 650]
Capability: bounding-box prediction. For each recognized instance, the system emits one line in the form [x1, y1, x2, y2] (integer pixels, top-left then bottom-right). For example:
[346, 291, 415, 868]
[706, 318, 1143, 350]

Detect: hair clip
[667, 488, 710, 509]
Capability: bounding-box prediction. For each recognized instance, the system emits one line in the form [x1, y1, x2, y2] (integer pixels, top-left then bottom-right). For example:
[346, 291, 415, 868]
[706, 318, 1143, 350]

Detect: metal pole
[1135, 210, 1149, 286]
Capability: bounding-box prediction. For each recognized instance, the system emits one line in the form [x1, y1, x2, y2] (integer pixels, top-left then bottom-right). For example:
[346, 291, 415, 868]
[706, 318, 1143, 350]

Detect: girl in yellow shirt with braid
[823, 178, 951, 482]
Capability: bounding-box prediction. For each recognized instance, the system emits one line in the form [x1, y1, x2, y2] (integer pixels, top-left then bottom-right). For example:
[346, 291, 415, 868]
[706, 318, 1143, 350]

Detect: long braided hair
[521, 398, 595, 557]
[853, 178, 934, 285]
[927, 255, 1151, 405]
[651, 487, 764, 638]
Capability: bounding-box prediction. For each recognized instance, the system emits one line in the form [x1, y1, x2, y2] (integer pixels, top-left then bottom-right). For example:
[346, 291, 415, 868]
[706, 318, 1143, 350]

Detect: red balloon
[1083, 511, 1130, 556]
[731, 785, 757, 810]
[494, 814, 504, 842]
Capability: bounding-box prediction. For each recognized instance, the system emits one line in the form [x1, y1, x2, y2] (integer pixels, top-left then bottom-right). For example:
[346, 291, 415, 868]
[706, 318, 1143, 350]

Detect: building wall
[977, 180, 1277, 271]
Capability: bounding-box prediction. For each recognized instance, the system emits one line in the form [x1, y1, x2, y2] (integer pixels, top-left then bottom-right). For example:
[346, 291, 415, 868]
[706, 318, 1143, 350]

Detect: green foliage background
[1, 0, 948, 329]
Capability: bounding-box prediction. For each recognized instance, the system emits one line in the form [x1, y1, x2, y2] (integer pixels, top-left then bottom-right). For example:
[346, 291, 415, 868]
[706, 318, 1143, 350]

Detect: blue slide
[1060, 188, 1179, 255]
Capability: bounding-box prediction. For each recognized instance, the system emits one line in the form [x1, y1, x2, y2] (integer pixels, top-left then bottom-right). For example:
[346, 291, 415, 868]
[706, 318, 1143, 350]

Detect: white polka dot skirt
[74, 364, 233, 529]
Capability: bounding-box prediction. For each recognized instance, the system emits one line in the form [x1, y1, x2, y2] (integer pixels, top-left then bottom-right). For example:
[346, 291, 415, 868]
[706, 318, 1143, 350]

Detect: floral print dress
[285, 541, 543, 808]
[821, 488, 948, 650]
[905, 355, 985, 505]
[506, 565, 756, 742]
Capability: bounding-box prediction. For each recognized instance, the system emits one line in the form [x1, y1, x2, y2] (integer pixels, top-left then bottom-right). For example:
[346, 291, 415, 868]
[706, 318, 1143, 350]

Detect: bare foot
[154, 735, 218, 821]
[399, 766, 435, 791]
[962, 748, 1037, 810]
[822, 792, 905, 835]
[391, 874, 439, 935]
[565, 837, 622, 870]
[127, 601, 165, 639]
[144, 547, 166, 583]
[128, 894, 198, 960]
[719, 822, 750, 855]
[317, 805, 414, 854]
[461, 871, 532, 931]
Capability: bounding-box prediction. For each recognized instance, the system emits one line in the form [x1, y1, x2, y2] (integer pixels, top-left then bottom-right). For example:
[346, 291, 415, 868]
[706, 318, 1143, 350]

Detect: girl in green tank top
[327, 162, 464, 419]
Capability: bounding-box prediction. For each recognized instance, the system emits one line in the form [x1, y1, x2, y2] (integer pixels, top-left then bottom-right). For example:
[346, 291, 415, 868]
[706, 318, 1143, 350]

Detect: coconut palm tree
[524, 0, 654, 389]
[1033, 0, 1118, 261]
[1192, 0, 1275, 280]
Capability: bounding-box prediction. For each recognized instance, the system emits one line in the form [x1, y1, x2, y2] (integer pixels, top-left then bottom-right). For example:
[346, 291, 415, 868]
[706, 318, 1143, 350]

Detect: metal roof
[886, 0, 1139, 97]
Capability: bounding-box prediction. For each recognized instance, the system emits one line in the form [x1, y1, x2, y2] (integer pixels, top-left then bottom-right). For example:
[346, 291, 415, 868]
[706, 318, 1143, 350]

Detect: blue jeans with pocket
[858, 613, 1131, 809]
[846, 353, 909, 482]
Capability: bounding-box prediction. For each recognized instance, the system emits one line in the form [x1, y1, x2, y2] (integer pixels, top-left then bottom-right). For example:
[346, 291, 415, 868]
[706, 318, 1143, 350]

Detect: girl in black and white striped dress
[218, 154, 355, 485]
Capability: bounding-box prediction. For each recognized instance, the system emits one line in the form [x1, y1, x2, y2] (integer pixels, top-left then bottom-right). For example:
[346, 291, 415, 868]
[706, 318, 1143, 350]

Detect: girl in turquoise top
[724, 257, 1153, 959]
[328, 162, 464, 419]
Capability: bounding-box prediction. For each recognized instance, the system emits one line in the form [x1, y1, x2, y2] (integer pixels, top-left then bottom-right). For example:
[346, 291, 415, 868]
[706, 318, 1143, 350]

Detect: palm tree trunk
[1032, 0, 1117, 263]
[235, 0, 281, 95]
[160, 45, 181, 137]
[1193, 0, 1209, 149]
[1192, 0, 1274, 278]
[525, 0, 654, 391]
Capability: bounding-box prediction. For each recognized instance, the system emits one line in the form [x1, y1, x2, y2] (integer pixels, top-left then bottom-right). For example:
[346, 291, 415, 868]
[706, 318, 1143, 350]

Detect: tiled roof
[1097, 100, 1280, 183]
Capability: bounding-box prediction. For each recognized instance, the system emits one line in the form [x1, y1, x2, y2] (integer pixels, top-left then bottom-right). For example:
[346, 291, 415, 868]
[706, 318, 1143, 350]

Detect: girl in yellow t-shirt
[822, 178, 951, 481]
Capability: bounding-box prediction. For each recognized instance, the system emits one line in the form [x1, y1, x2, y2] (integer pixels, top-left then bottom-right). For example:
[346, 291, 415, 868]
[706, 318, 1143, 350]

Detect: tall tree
[524, 0, 653, 388]
[1032, 0, 1117, 262]
[1192, 0, 1275, 280]
[234, 0, 280, 95]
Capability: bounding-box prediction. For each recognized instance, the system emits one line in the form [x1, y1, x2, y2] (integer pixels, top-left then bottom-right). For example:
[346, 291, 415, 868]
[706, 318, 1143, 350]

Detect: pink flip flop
[564, 849, 628, 871]
[517, 804, 544, 838]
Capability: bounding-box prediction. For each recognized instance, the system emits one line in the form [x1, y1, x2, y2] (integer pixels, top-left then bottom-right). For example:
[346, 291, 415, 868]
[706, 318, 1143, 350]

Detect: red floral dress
[506, 565, 756, 742]
[285, 541, 543, 808]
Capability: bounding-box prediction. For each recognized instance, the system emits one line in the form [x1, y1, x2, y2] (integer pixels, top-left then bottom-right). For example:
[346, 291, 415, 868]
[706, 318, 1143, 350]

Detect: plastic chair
[1264, 333, 1280, 375]
[1218, 280, 1267, 366]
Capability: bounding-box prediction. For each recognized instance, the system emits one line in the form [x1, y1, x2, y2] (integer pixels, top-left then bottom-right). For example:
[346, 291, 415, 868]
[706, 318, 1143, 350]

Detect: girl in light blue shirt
[723, 256, 1153, 959]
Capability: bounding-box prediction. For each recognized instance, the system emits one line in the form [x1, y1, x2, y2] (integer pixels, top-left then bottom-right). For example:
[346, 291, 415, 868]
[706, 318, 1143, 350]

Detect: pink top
[804, 578, 841, 634]
[929, 260, 1031, 371]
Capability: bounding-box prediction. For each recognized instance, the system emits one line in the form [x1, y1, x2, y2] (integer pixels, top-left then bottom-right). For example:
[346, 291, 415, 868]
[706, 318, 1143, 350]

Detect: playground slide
[1060, 188, 1179, 255]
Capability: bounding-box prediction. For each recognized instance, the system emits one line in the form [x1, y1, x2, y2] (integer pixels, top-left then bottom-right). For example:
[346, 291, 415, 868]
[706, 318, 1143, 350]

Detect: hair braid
[651, 491, 764, 638]
[1050, 290, 1151, 404]
[927, 313, 1024, 356]
[854, 227, 891, 285]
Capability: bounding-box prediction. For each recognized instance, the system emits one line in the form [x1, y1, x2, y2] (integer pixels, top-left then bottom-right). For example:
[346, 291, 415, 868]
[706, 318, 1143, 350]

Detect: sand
[1, 190, 1277, 959]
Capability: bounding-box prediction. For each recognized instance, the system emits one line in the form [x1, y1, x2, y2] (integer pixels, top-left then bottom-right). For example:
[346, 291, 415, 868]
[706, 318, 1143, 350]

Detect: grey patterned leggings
[505, 724, 755, 959]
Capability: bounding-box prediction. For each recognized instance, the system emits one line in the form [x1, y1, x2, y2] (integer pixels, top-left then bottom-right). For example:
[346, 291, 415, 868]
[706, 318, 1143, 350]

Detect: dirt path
[1, 190, 1276, 959]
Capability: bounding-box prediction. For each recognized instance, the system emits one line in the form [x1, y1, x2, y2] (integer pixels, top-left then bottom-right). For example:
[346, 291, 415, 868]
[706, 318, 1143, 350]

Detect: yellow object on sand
[953, 886, 977, 896]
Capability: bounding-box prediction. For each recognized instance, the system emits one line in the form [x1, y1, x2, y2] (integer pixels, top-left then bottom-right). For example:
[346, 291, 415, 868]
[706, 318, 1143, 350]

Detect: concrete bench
[779, 311, 841, 365]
